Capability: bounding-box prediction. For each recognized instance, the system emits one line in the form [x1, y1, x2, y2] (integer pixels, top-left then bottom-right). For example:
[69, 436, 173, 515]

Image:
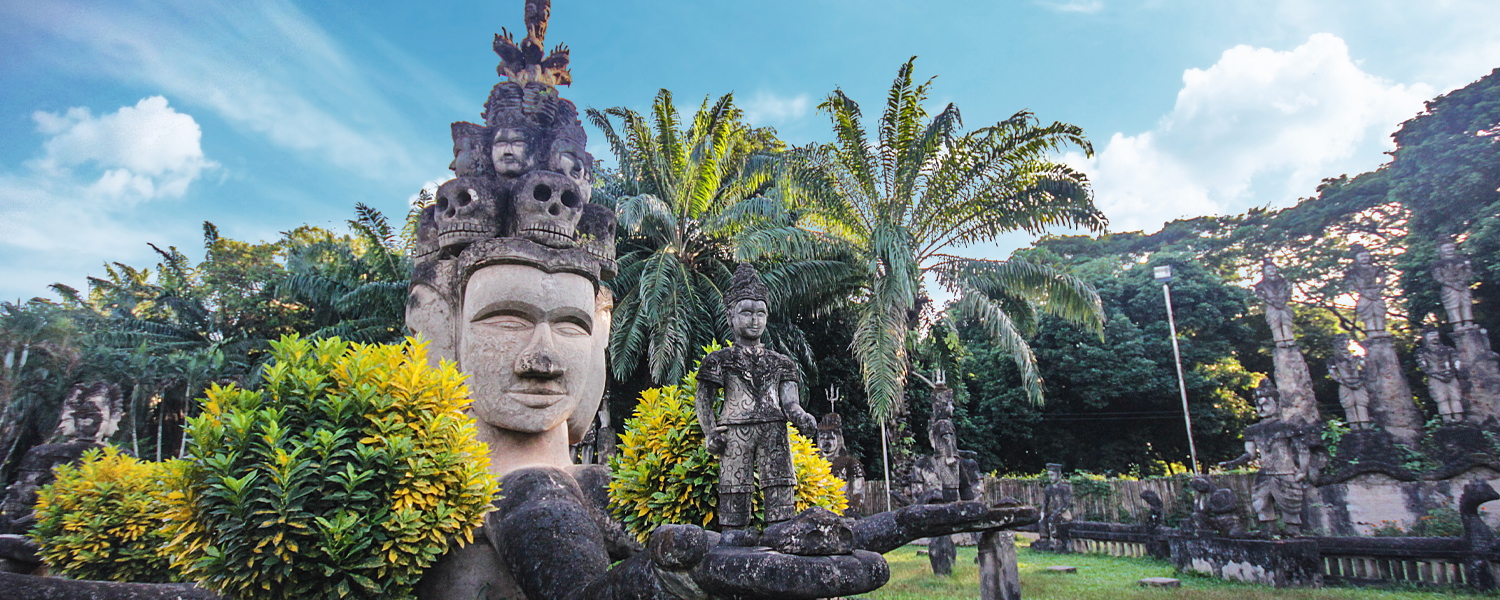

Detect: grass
[861, 540, 1493, 600]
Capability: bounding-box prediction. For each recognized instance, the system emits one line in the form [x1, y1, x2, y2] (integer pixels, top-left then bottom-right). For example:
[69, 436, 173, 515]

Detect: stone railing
[1311, 536, 1491, 588]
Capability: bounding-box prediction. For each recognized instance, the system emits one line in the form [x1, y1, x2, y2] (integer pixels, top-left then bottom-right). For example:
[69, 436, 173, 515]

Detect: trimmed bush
[165, 335, 499, 600]
[30, 447, 182, 583]
[608, 348, 847, 541]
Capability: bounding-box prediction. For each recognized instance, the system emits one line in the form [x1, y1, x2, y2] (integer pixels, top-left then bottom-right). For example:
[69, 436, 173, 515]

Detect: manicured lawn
[863, 541, 1491, 600]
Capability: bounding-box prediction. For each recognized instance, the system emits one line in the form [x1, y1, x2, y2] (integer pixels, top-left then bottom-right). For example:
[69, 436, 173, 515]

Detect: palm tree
[588, 90, 839, 385]
[739, 58, 1109, 421]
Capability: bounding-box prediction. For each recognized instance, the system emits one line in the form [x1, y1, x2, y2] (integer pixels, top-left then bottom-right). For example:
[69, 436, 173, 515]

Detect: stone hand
[705, 427, 728, 456]
[793, 411, 817, 437]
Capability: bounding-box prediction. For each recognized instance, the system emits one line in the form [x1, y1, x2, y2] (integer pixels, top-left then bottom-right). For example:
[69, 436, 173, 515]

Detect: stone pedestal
[1362, 336, 1422, 446]
[1168, 536, 1322, 588]
[979, 531, 1021, 600]
[1272, 344, 1319, 422]
[928, 534, 956, 576]
[1454, 328, 1500, 424]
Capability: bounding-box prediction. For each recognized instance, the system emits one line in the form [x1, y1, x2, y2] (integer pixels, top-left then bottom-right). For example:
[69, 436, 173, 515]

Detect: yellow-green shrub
[608, 345, 847, 541]
[30, 447, 182, 583]
[165, 335, 499, 600]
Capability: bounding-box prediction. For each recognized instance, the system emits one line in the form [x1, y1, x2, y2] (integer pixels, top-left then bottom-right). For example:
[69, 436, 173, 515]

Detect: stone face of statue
[1424, 329, 1442, 348]
[729, 298, 768, 343]
[1264, 262, 1279, 277]
[460, 264, 595, 434]
[1355, 251, 1372, 267]
[1439, 242, 1456, 259]
[1256, 393, 1278, 419]
[491, 128, 533, 176]
[1047, 469, 1061, 485]
[817, 429, 841, 458]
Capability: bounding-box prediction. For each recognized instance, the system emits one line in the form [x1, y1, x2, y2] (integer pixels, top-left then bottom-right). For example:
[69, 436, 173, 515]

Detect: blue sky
[1, 0, 1496, 301]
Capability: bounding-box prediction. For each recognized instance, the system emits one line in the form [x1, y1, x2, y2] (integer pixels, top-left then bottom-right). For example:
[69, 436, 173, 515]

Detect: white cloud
[1073, 33, 1432, 232]
[27, 96, 214, 204]
[1038, 0, 1104, 14]
[742, 91, 812, 127]
[0, 98, 211, 266]
[4, 0, 442, 184]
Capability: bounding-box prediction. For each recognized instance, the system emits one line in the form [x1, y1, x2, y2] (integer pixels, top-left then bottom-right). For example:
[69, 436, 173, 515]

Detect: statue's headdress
[1350, 243, 1369, 256]
[1421, 324, 1441, 338]
[931, 419, 955, 437]
[724, 263, 770, 308]
[818, 412, 843, 432]
[1045, 463, 1063, 472]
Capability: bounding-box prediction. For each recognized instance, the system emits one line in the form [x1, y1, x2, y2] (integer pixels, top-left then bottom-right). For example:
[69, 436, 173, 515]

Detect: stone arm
[1219, 440, 1258, 470]
[695, 381, 726, 455]
[853, 501, 1038, 554]
[780, 381, 817, 438]
[1293, 439, 1313, 482]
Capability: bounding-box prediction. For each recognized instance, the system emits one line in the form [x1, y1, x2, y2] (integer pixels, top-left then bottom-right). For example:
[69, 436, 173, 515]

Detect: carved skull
[576, 203, 616, 279]
[435, 177, 501, 254]
[413, 204, 440, 262]
[514, 170, 583, 248]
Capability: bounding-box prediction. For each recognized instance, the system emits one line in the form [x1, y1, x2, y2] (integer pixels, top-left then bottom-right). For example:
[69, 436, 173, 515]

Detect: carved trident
[828, 386, 841, 413]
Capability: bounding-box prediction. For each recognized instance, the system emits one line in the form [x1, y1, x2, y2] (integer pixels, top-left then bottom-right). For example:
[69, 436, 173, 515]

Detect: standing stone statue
[1220, 381, 1314, 537]
[1346, 244, 1390, 337]
[0, 382, 121, 536]
[816, 412, 865, 514]
[1433, 235, 1476, 329]
[696, 263, 819, 536]
[1035, 463, 1073, 552]
[1417, 326, 1467, 423]
[1327, 334, 1373, 430]
[1255, 257, 1298, 346]
[1343, 245, 1423, 445]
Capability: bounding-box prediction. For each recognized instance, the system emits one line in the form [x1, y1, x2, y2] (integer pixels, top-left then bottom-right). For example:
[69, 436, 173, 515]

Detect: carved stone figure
[0, 382, 121, 536]
[1140, 489, 1165, 530]
[696, 264, 819, 535]
[1327, 334, 1373, 430]
[1345, 245, 1389, 337]
[1417, 327, 1466, 423]
[1187, 476, 1245, 538]
[1035, 463, 1073, 552]
[1433, 236, 1476, 329]
[1220, 381, 1314, 537]
[817, 412, 865, 513]
[1254, 257, 1297, 346]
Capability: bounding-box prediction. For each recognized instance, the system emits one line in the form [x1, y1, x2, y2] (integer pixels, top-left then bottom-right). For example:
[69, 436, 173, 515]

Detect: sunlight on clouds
[1074, 33, 1432, 233]
[29, 96, 214, 203]
[742, 91, 812, 127]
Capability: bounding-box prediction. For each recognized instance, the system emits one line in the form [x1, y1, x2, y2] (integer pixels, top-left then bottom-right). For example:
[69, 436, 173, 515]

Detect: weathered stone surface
[1271, 344, 1319, 424]
[1045, 565, 1077, 573]
[1454, 327, 1500, 425]
[0, 573, 220, 600]
[928, 534, 956, 576]
[0, 535, 38, 567]
[0, 382, 122, 535]
[1034, 464, 1073, 553]
[853, 501, 1039, 555]
[692, 547, 888, 600]
[1138, 577, 1181, 587]
[761, 507, 854, 556]
[1169, 537, 1322, 587]
[978, 531, 1020, 600]
[1363, 335, 1423, 446]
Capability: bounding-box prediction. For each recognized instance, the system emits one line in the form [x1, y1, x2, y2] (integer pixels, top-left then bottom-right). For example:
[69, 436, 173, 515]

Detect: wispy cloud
[742, 91, 812, 128]
[1038, 0, 1104, 14]
[1068, 33, 1431, 232]
[3, 0, 443, 184]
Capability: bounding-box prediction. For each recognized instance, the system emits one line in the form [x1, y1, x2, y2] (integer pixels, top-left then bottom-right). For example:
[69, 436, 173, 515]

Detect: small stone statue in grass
[1327, 334, 1373, 430]
[696, 263, 819, 536]
[1220, 380, 1314, 537]
[1036, 463, 1073, 551]
[1417, 326, 1467, 423]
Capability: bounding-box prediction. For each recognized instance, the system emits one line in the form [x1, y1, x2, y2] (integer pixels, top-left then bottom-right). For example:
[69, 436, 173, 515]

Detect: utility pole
[1154, 265, 1200, 475]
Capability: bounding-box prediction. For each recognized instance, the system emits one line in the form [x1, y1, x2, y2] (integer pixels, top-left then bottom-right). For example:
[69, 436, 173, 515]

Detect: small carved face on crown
[450, 123, 492, 178]
[576, 203, 616, 274]
[492, 128, 536, 177]
[435, 178, 501, 254]
[548, 138, 591, 199]
[514, 170, 583, 248]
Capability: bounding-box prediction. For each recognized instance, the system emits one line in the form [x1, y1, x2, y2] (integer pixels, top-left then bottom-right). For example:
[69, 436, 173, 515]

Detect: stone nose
[515, 328, 565, 380]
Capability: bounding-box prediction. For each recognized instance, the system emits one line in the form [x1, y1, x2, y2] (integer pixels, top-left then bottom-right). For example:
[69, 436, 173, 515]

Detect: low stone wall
[1168, 536, 1324, 588]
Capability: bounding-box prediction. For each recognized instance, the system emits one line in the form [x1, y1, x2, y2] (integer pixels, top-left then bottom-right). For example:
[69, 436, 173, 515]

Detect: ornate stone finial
[724, 263, 770, 308]
[493, 0, 572, 87]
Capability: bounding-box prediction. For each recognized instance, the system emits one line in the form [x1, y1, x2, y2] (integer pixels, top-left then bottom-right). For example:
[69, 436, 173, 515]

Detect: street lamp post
[1154, 265, 1201, 475]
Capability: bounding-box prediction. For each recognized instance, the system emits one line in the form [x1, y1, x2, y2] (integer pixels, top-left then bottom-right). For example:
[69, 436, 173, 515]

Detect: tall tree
[588, 90, 841, 385]
[740, 58, 1108, 420]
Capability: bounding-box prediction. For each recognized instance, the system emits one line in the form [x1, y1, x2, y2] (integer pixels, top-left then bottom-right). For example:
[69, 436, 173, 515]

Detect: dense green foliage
[30, 448, 181, 583]
[165, 335, 498, 600]
[740, 58, 1107, 421]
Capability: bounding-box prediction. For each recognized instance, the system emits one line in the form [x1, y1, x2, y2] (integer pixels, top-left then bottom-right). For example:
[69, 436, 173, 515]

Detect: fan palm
[588, 90, 841, 385]
[740, 58, 1109, 421]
